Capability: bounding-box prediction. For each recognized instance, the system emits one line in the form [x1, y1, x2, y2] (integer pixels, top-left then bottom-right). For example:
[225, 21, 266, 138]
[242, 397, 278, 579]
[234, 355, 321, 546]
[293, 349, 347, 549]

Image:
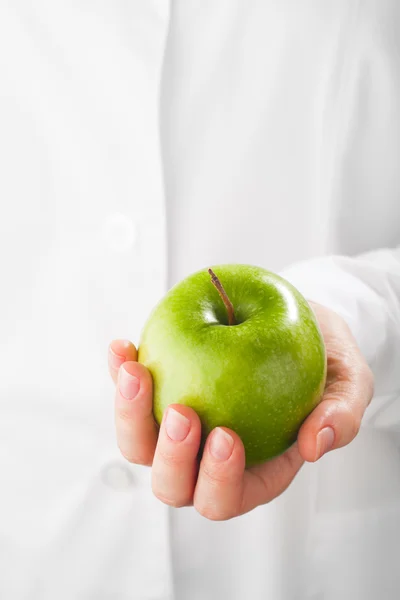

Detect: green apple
[138, 264, 327, 467]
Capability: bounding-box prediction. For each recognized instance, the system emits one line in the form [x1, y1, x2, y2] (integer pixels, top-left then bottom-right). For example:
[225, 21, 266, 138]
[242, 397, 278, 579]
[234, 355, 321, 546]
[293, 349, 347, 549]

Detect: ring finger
[152, 405, 202, 508]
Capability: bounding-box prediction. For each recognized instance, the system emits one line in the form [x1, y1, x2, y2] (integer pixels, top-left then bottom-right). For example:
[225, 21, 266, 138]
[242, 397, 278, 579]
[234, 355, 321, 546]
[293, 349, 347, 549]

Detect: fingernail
[315, 427, 335, 460]
[109, 347, 125, 371]
[118, 366, 140, 400]
[209, 428, 234, 461]
[165, 408, 190, 442]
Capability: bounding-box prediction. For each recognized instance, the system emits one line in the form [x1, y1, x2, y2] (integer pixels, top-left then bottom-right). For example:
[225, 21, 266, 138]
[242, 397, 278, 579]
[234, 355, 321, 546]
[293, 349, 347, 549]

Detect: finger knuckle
[340, 404, 361, 441]
[341, 352, 355, 376]
[117, 406, 135, 424]
[118, 445, 152, 466]
[201, 464, 237, 488]
[282, 446, 303, 473]
[157, 449, 187, 470]
[195, 502, 235, 522]
[152, 488, 190, 508]
[360, 364, 375, 399]
[329, 346, 354, 378]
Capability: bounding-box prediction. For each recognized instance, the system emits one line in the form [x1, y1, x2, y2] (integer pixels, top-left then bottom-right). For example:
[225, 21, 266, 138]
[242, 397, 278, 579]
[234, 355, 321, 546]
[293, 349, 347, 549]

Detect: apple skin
[138, 265, 327, 467]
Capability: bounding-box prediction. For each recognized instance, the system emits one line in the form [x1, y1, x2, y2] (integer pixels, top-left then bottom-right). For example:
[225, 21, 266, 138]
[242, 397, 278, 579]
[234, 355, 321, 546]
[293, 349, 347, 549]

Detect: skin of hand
[108, 302, 374, 521]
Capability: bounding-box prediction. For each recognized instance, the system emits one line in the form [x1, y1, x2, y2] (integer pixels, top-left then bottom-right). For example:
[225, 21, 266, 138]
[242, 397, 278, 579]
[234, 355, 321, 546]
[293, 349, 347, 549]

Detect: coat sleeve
[280, 247, 400, 431]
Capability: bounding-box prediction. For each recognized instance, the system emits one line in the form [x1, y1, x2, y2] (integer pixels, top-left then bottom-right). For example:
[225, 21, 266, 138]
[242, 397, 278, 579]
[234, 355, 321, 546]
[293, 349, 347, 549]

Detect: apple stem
[208, 268, 236, 326]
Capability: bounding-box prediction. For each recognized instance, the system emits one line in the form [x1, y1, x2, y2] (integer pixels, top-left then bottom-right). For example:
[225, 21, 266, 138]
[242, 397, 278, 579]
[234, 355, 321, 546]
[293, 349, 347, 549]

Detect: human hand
[108, 302, 373, 520]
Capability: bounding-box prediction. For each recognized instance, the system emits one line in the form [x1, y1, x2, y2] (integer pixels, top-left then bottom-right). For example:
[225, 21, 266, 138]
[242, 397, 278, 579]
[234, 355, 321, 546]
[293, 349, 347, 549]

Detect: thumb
[297, 364, 374, 463]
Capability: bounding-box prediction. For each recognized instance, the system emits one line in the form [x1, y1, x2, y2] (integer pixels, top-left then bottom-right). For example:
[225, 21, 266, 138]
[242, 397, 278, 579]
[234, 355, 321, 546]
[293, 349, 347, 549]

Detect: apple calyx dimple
[208, 268, 236, 326]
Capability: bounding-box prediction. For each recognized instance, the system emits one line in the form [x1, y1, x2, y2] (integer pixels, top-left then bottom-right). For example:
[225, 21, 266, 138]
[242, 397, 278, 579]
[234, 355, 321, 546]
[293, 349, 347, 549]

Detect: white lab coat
[1, 2, 399, 599]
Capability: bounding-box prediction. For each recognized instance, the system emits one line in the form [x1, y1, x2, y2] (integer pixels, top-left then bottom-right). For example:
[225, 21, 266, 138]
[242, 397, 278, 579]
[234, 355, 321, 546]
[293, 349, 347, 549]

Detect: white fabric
[0, 1, 399, 599]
